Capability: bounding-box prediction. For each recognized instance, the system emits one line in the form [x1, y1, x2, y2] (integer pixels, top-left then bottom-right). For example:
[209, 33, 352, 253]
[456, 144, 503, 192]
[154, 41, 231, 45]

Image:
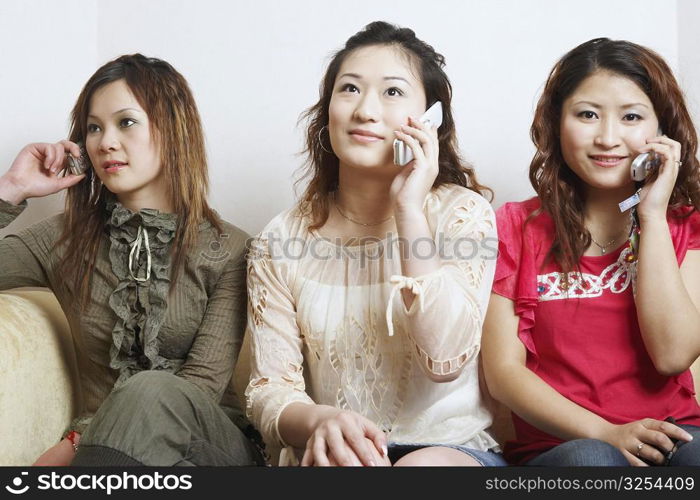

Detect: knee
[553, 439, 627, 466]
[393, 446, 481, 466]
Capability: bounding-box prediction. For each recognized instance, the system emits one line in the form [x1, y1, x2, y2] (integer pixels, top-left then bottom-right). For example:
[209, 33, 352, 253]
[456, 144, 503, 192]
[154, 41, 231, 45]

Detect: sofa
[2, 288, 697, 465]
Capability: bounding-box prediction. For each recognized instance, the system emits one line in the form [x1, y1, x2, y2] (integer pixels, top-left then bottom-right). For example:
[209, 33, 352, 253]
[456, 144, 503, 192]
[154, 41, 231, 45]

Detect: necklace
[334, 202, 394, 227]
[589, 216, 633, 255]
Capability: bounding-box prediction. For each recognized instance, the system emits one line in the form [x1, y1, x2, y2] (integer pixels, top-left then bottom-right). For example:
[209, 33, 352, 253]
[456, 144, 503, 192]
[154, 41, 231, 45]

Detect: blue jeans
[388, 442, 507, 466]
[527, 425, 700, 466]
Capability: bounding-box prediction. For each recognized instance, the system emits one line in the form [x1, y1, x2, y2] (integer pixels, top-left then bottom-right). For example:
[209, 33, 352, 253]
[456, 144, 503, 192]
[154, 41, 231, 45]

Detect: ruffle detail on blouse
[104, 197, 181, 387]
[493, 200, 550, 367]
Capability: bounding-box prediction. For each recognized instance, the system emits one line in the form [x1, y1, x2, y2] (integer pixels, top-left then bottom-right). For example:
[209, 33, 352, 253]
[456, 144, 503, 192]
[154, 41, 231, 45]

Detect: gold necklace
[334, 202, 394, 227]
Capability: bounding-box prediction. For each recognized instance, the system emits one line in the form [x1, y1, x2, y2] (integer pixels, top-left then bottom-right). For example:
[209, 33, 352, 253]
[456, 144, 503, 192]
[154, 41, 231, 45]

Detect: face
[328, 44, 427, 170]
[85, 79, 165, 203]
[559, 70, 660, 193]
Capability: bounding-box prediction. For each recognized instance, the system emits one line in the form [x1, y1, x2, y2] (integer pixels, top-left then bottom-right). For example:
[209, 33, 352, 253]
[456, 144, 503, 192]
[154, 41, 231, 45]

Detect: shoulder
[15, 212, 66, 245]
[254, 205, 308, 242]
[495, 197, 541, 224]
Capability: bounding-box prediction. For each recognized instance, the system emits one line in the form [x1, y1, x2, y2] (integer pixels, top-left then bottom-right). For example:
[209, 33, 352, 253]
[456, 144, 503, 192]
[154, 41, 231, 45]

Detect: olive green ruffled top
[0, 196, 249, 434]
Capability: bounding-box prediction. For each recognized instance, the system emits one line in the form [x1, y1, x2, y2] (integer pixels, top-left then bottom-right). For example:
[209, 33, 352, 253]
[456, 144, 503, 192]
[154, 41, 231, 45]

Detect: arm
[634, 135, 700, 375]
[244, 235, 386, 466]
[175, 232, 249, 401]
[482, 292, 692, 465]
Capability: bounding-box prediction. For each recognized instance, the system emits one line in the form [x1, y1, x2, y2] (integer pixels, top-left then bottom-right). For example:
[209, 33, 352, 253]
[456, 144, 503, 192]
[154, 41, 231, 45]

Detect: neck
[335, 165, 395, 223]
[117, 188, 173, 214]
[583, 185, 636, 246]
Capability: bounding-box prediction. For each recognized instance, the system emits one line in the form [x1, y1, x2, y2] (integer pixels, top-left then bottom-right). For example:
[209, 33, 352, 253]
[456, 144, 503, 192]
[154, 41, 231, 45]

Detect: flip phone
[393, 101, 443, 166]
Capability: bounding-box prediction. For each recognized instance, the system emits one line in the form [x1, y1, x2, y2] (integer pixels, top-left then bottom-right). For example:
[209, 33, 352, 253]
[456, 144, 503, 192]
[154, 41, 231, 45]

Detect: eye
[622, 113, 642, 122]
[120, 118, 136, 128]
[385, 87, 404, 97]
[340, 83, 359, 93]
[577, 110, 598, 120]
[86, 123, 101, 133]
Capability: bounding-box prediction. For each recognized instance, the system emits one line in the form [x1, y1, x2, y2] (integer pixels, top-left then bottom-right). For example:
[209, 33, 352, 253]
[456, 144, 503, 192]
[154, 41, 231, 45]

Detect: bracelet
[65, 431, 79, 453]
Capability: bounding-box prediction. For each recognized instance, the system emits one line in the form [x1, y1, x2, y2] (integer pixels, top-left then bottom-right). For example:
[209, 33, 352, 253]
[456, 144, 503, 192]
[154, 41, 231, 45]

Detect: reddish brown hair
[530, 38, 700, 272]
[297, 21, 491, 229]
[57, 54, 221, 307]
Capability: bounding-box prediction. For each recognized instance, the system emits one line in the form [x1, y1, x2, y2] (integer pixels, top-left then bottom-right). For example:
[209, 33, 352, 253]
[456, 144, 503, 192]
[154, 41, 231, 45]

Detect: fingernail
[382, 444, 388, 457]
[369, 460, 376, 467]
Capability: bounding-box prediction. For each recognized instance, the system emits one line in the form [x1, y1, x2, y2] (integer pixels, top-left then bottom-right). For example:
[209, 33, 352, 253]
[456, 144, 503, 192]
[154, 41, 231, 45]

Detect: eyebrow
[573, 100, 650, 110]
[338, 73, 412, 86]
[87, 107, 143, 120]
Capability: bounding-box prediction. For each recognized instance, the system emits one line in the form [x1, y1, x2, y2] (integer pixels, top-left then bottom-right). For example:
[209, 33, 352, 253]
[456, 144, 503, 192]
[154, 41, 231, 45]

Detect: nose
[594, 118, 621, 149]
[98, 127, 120, 153]
[353, 92, 380, 122]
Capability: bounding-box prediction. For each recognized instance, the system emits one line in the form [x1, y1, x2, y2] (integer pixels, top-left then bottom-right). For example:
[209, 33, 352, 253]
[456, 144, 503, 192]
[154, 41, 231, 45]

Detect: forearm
[278, 402, 340, 449]
[636, 216, 700, 373]
[490, 362, 614, 442]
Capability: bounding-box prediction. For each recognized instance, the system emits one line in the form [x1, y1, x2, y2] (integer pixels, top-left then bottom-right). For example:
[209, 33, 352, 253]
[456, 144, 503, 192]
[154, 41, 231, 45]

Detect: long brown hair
[530, 38, 700, 273]
[298, 20, 491, 229]
[57, 54, 221, 307]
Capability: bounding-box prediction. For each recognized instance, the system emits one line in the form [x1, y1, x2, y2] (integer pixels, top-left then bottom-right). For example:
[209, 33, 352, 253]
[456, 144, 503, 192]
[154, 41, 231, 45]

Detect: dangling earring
[317, 125, 333, 154]
[89, 170, 102, 205]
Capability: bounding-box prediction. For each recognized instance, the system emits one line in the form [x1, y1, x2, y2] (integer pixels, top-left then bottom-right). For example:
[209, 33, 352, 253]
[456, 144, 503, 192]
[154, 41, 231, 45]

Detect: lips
[102, 160, 128, 173]
[349, 129, 384, 143]
[589, 155, 627, 168]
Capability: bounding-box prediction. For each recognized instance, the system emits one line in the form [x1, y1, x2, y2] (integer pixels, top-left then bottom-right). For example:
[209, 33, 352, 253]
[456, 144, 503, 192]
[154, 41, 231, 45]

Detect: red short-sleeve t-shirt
[493, 198, 700, 464]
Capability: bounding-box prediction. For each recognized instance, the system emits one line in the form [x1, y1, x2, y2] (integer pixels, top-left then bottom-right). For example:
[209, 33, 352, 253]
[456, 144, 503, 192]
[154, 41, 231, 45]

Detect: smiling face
[327, 44, 427, 171]
[559, 70, 660, 193]
[85, 79, 166, 208]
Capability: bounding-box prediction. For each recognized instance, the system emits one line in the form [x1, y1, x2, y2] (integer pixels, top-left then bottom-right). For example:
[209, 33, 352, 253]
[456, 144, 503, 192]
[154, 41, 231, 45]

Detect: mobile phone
[65, 142, 90, 176]
[630, 151, 662, 182]
[393, 101, 443, 166]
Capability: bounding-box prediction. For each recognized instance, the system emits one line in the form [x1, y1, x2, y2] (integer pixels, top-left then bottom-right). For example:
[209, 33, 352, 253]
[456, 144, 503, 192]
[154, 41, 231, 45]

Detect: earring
[89, 170, 102, 205]
[317, 125, 333, 155]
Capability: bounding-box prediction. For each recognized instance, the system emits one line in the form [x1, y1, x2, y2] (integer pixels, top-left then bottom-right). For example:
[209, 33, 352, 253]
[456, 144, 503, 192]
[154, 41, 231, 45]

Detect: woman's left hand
[32, 435, 80, 466]
[636, 134, 682, 222]
[389, 116, 440, 212]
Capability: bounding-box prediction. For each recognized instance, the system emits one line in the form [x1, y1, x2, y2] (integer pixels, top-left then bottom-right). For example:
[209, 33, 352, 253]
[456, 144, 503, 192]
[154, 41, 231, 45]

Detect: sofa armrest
[0, 289, 79, 465]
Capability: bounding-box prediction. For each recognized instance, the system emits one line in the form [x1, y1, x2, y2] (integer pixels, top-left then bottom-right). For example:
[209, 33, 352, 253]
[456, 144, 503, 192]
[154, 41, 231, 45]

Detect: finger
[312, 436, 331, 467]
[59, 140, 82, 158]
[394, 131, 428, 166]
[622, 449, 649, 467]
[43, 145, 55, 171]
[656, 419, 694, 442]
[363, 423, 388, 458]
[635, 438, 666, 465]
[343, 428, 377, 466]
[49, 143, 66, 174]
[301, 446, 313, 467]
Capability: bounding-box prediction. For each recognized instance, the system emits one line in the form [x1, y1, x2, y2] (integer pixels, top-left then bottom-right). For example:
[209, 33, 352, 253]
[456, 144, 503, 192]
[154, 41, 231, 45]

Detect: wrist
[63, 430, 81, 453]
[588, 420, 615, 443]
[0, 175, 27, 205]
[394, 203, 425, 222]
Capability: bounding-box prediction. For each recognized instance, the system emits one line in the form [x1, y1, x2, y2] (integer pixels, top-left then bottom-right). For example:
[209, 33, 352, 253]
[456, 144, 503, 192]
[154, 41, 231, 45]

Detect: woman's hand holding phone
[0, 141, 86, 205]
[635, 134, 683, 222]
[389, 115, 440, 214]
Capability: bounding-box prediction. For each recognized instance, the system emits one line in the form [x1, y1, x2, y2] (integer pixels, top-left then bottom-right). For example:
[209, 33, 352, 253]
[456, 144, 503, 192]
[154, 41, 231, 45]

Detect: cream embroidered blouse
[245, 184, 499, 456]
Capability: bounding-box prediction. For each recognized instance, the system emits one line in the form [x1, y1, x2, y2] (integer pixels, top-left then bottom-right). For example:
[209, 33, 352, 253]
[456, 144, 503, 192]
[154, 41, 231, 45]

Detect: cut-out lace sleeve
[386, 192, 497, 378]
[244, 234, 314, 448]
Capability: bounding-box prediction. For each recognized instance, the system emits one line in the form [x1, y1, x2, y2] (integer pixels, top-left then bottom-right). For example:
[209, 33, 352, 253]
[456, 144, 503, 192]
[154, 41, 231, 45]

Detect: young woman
[0, 54, 264, 466]
[245, 21, 503, 466]
[482, 38, 700, 466]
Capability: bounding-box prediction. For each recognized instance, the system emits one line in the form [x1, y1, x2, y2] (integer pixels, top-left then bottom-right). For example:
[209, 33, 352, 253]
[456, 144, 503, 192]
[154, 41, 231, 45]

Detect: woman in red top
[482, 38, 700, 466]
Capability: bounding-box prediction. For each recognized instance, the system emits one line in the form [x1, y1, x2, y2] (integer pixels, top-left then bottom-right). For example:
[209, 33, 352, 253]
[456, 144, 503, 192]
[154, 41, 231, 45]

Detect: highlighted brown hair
[529, 38, 700, 273]
[57, 54, 221, 307]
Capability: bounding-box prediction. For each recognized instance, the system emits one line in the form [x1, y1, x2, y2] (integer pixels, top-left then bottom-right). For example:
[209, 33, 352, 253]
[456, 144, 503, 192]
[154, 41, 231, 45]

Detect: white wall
[679, 0, 700, 126]
[0, 0, 688, 238]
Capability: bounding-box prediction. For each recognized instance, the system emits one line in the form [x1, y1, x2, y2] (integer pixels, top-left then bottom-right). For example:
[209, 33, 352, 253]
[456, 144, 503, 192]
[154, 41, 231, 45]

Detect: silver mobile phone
[66, 142, 90, 175]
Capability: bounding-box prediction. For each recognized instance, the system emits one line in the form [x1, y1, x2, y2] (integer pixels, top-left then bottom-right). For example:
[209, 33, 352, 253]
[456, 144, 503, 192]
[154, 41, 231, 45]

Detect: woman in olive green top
[0, 54, 263, 466]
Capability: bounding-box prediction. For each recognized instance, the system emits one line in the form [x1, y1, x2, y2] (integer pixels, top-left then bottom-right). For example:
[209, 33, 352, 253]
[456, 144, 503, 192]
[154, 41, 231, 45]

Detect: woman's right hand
[0, 141, 86, 205]
[599, 418, 693, 466]
[300, 408, 389, 467]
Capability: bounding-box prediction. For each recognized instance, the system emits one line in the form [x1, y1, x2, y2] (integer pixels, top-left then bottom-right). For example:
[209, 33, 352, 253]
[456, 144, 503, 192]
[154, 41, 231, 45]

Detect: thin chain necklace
[589, 215, 633, 255]
[334, 197, 394, 227]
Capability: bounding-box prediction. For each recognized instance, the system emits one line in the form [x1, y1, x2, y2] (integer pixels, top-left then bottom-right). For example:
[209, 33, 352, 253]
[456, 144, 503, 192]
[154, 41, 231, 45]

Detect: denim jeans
[527, 425, 700, 466]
